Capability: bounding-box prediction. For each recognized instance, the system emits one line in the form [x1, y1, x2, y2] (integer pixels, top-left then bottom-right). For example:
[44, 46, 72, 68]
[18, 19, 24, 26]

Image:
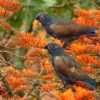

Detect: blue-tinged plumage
[36, 13, 99, 47]
[84, 79, 96, 90]
[45, 42, 96, 90]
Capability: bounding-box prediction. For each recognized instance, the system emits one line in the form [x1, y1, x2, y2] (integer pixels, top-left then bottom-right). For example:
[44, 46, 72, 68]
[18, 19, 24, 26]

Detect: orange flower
[76, 54, 99, 66]
[74, 9, 100, 20]
[84, 44, 100, 54]
[42, 59, 54, 71]
[73, 17, 96, 27]
[0, 7, 12, 18]
[75, 86, 96, 100]
[9, 77, 28, 85]
[3, 22, 12, 30]
[14, 85, 29, 91]
[56, 88, 75, 100]
[1, 0, 21, 12]
[56, 86, 96, 100]
[42, 64, 54, 71]
[55, 39, 64, 47]
[73, 9, 100, 28]
[25, 48, 45, 58]
[70, 43, 88, 54]
[36, 30, 47, 39]
[42, 73, 54, 79]
[16, 33, 48, 48]
[41, 83, 56, 91]
[23, 69, 39, 77]
[82, 66, 96, 74]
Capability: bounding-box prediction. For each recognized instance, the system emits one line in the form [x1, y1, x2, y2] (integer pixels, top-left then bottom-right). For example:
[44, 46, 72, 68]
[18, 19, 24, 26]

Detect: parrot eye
[48, 45, 52, 49]
[40, 15, 44, 21]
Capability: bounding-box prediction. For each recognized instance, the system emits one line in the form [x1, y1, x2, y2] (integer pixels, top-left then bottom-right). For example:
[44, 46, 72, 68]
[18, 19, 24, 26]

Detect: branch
[0, 50, 44, 60]
[0, 58, 14, 66]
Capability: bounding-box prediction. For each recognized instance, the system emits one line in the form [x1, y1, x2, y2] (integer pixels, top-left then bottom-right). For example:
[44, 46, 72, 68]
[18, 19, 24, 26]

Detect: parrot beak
[35, 20, 40, 23]
[33, 20, 41, 30]
[34, 20, 41, 25]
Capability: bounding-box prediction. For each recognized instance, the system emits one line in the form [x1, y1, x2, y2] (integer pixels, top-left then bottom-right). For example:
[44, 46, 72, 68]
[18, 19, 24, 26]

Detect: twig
[0, 50, 44, 60]
[0, 45, 17, 50]
[0, 57, 14, 66]
[92, 1, 100, 9]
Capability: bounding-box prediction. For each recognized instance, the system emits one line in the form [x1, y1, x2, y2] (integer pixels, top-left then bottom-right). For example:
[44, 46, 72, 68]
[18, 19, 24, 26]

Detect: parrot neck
[42, 17, 53, 27]
[49, 49, 66, 57]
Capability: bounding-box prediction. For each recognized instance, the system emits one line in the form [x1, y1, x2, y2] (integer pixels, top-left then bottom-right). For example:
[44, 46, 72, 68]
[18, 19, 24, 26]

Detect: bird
[44, 42, 96, 90]
[36, 13, 98, 48]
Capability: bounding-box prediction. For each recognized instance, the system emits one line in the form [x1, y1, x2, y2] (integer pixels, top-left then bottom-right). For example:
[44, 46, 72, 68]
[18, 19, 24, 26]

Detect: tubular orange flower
[42, 64, 54, 71]
[0, 7, 12, 18]
[3, 22, 12, 30]
[5, 66, 21, 77]
[73, 9, 100, 28]
[86, 43, 100, 54]
[14, 85, 29, 91]
[56, 88, 75, 100]
[65, 49, 73, 54]
[42, 59, 54, 71]
[16, 33, 35, 48]
[1, 0, 21, 12]
[82, 66, 96, 74]
[55, 39, 64, 47]
[74, 9, 100, 20]
[42, 73, 54, 79]
[75, 86, 96, 100]
[56, 86, 96, 100]
[76, 54, 99, 66]
[41, 83, 56, 91]
[79, 36, 94, 43]
[36, 30, 46, 39]
[73, 17, 96, 27]
[22, 69, 39, 77]
[70, 43, 88, 54]
[25, 48, 45, 58]
[8, 77, 28, 85]
[16, 33, 48, 48]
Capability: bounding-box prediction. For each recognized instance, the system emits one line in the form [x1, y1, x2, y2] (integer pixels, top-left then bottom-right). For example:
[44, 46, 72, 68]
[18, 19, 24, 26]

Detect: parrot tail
[84, 79, 96, 90]
[87, 27, 99, 36]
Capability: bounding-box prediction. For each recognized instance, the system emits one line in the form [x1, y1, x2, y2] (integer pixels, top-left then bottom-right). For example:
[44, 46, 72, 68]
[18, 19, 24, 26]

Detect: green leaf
[42, 0, 57, 7]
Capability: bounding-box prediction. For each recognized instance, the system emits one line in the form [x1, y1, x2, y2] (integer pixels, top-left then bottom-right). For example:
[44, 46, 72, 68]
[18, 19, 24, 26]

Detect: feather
[54, 56, 91, 81]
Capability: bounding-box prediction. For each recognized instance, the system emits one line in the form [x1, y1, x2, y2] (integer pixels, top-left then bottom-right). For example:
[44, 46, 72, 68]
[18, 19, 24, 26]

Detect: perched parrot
[45, 42, 96, 90]
[36, 13, 98, 47]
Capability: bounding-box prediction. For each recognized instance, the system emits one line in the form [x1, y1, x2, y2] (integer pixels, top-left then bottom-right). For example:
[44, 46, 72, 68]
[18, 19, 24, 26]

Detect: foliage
[0, 0, 100, 100]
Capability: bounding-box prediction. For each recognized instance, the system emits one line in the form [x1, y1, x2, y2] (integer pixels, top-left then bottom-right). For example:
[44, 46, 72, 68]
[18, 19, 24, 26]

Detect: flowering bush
[0, 1, 99, 99]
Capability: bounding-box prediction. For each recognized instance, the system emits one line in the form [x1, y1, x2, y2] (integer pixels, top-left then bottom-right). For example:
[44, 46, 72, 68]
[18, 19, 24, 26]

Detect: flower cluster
[0, 0, 21, 13]
[0, 0, 21, 30]
[73, 9, 100, 28]
[56, 86, 96, 100]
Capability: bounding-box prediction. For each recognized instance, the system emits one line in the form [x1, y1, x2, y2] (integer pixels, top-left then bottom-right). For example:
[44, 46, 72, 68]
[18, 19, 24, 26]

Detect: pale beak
[33, 20, 41, 29]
